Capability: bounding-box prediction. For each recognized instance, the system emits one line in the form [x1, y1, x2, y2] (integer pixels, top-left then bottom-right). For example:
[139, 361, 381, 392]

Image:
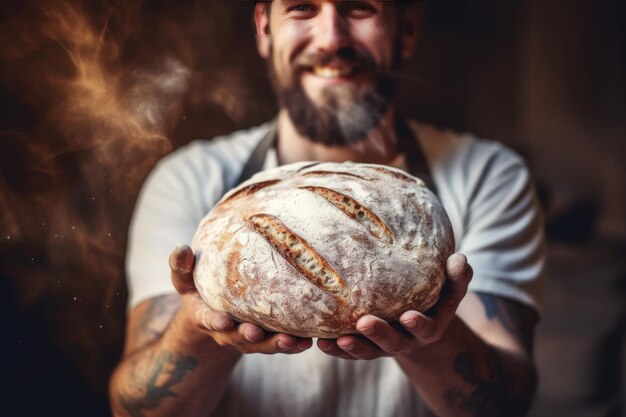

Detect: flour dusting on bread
[192, 161, 454, 338]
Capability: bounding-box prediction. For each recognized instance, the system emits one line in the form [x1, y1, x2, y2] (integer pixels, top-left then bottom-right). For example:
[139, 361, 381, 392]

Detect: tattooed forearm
[444, 349, 535, 417]
[475, 292, 537, 354]
[130, 294, 182, 351]
[118, 350, 198, 417]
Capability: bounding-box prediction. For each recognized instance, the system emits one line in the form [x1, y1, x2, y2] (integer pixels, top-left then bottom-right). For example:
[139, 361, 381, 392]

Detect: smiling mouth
[308, 65, 357, 79]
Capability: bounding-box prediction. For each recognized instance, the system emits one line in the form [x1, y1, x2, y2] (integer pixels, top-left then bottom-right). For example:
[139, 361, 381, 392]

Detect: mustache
[292, 48, 378, 74]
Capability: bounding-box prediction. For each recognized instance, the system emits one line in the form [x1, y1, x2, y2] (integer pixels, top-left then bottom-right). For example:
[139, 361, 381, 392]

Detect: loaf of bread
[192, 161, 454, 338]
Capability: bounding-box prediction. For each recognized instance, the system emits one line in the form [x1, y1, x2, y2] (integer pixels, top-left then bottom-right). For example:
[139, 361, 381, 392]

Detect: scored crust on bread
[192, 161, 454, 338]
[300, 185, 394, 244]
[247, 213, 349, 298]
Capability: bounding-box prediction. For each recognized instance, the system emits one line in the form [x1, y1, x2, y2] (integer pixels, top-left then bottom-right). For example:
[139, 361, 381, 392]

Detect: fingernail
[244, 330, 262, 342]
[341, 343, 355, 351]
[359, 326, 375, 335]
[173, 245, 193, 272]
[214, 316, 230, 331]
[173, 244, 190, 258]
[277, 340, 291, 350]
[402, 318, 417, 329]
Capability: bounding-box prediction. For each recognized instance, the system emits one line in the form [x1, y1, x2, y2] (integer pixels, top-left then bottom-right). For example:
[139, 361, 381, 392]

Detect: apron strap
[394, 113, 438, 196]
[235, 116, 437, 197]
[235, 120, 278, 186]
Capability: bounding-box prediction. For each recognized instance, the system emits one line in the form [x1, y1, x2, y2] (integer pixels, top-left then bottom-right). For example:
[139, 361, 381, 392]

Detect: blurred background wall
[1, 1, 624, 416]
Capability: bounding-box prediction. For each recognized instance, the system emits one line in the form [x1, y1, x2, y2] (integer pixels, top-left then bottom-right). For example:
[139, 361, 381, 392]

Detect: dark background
[1, 1, 624, 416]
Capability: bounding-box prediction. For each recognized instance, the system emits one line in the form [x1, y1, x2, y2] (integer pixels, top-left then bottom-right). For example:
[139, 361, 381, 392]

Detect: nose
[311, 3, 352, 54]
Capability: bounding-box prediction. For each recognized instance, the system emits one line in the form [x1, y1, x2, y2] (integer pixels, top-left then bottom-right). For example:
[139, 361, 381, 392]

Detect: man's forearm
[110, 307, 241, 417]
[396, 317, 537, 417]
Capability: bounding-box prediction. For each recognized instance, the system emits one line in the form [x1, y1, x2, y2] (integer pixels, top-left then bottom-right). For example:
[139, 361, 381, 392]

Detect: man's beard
[268, 47, 397, 147]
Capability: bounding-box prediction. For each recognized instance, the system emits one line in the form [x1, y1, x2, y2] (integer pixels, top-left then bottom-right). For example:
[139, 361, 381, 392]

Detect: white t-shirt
[126, 121, 544, 417]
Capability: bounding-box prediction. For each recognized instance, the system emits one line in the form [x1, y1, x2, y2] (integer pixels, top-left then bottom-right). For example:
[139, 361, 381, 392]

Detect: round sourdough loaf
[192, 161, 454, 338]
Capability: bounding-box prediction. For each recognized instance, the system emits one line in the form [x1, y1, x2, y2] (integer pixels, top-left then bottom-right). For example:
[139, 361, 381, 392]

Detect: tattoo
[475, 292, 537, 354]
[130, 294, 182, 352]
[119, 350, 198, 417]
[444, 350, 533, 417]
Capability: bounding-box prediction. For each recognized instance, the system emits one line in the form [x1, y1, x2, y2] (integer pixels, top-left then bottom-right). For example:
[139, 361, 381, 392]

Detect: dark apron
[235, 114, 437, 196]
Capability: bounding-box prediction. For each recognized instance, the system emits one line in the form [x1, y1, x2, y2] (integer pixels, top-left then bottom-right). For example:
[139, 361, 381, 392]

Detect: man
[110, 1, 544, 416]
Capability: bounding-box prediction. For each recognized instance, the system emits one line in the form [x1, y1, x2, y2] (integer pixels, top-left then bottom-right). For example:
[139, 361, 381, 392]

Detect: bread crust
[192, 162, 454, 338]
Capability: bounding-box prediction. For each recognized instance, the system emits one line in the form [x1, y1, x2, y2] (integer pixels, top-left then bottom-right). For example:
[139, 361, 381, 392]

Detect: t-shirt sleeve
[125, 142, 227, 310]
[459, 143, 545, 314]
[125, 124, 271, 311]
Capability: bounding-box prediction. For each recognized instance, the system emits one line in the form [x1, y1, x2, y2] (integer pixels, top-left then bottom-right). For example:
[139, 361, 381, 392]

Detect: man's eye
[287, 4, 317, 14]
[341, 2, 378, 18]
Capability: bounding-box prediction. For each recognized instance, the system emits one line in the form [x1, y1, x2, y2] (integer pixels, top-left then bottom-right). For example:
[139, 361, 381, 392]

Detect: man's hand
[170, 244, 313, 355]
[317, 253, 473, 360]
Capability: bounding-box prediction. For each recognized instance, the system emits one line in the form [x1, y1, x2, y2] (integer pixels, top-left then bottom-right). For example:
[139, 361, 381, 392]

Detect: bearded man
[110, 2, 544, 416]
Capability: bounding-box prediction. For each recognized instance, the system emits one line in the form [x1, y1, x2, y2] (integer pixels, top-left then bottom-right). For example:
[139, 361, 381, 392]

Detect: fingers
[446, 253, 473, 288]
[318, 316, 402, 360]
[355, 315, 410, 355]
[318, 333, 389, 361]
[234, 333, 312, 355]
[318, 338, 358, 360]
[170, 244, 196, 294]
[181, 260, 311, 356]
[394, 253, 473, 345]
[319, 256, 475, 359]
[196, 307, 312, 355]
[238, 322, 265, 342]
[196, 307, 236, 332]
[267, 333, 312, 354]
[438, 253, 472, 318]
[399, 310, 442, 344]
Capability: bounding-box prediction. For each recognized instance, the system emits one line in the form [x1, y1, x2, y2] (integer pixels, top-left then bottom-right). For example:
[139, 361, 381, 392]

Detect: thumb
[170, 244, 197, 294]
[446, 252, 473, 289]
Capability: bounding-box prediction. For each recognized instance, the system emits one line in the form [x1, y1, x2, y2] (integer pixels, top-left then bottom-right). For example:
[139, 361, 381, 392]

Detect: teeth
[313, 66, 352, 78]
